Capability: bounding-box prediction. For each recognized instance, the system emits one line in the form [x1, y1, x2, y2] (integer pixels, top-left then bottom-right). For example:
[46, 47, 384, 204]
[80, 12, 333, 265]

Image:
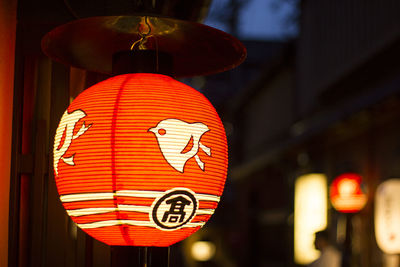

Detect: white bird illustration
[53, 109, 91, 176]
[148, 119, 211, 173]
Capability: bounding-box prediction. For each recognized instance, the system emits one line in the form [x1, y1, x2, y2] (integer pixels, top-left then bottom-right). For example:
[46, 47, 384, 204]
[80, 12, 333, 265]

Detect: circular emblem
[151, 188, 198, 230]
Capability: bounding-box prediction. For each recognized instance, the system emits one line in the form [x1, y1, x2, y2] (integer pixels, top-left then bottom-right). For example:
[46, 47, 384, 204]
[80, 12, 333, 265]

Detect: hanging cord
[130, 16, 160, 73]
[154, 34, 159, 73]
[130, 16, 152, 51]
[63, 0, 80, 19]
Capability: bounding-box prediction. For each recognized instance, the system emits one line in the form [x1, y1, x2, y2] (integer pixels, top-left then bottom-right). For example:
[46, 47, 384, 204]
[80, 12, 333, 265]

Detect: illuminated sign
[294, 173, 328, 264]
[330, 173, 367, 213]
[375, 179, 400, 254]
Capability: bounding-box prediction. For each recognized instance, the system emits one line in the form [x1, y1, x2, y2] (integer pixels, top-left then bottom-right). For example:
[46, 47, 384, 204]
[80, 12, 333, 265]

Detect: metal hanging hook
[130, 16, 152, 50]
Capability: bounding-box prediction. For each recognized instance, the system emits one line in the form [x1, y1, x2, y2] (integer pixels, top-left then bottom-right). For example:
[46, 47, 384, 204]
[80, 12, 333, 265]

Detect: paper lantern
[53, 73, 228, 246]
[330, 173, 367, 213]
[294, 173, 327, 265]
[375, 179, 400, 254]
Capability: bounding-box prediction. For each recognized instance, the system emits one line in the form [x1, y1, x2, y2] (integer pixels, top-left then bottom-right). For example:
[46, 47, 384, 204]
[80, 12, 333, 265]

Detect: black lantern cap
[112, 50, 173, 76]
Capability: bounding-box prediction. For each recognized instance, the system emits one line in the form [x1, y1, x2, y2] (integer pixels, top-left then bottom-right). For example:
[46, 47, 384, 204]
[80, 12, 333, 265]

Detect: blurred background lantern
[53, 73, 229, 246]
[375, 179, 400, 254]
[329, 173, 367, 213]
[190, 241, 216, 262]
[294, 173, 328, 265]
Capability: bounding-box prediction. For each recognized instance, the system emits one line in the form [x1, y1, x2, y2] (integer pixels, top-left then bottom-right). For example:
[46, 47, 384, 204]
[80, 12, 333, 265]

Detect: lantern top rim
[41, 15, 247, 78]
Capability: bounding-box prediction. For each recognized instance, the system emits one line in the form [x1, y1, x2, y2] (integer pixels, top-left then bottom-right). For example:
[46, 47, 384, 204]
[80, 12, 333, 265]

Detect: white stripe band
[195, 209, 214, 215]
[77, 219, 205, 229]
[116, 190, 164, 198]
[67, 207, 116, 217]
[117, 190, 220, 202]
[61, 192, 114, 202]
[196, 193, 221, 202]
[60, 190, 220, 203]
[66, 205, 215, 217]
[118, 204, 151, 213]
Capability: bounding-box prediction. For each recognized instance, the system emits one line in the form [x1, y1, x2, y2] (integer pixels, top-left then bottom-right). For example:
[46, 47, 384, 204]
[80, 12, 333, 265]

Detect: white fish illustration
[53, 109, 91, 176]
[149, 119, 211, 173]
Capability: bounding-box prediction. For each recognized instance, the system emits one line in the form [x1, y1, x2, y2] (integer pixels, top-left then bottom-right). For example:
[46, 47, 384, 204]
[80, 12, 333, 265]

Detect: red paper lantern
[329, 173, 367, 213]
[53, 73, 228, 246]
